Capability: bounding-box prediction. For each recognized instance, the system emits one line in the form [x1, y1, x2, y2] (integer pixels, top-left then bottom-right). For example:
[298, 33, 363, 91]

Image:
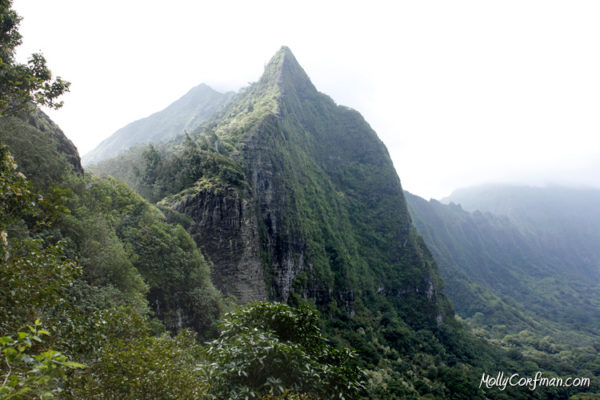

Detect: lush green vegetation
[0, 108, 82, 187]
[87, 47, 599, 398]
[1, 142, 366, 398]
[406, 191, 600, 397]
[89, 48, 599, 398]
[406, 191, 600, 343]
[201, 302, 365, 399]
[2, 4, 598, 395]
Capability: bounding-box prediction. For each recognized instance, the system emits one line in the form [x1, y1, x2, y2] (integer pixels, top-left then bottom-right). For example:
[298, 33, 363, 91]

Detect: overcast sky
[12, 0, 600, 200]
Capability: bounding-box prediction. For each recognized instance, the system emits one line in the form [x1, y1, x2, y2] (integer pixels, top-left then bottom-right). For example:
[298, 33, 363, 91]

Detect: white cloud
[12, 0, 600, 199]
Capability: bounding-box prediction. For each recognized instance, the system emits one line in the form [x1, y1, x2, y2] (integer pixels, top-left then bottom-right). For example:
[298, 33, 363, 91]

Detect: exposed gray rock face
[168, 115, 308, 303]
[240, 116, 307, 302]
[172, 186, 265, 303]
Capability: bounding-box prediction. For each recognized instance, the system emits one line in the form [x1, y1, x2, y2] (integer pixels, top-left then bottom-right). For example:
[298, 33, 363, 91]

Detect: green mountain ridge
[406, 188, 600, 346]
[0, 105, 223, 338]
[82, 83, 234, 165]
[3, 0, 598, 391]
[92, 47, 518, 397]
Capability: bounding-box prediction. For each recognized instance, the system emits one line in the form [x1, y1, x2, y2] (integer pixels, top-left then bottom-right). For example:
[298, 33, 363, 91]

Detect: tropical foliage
[0, 0, 69, 116]
[1, 1, 598, 397]
[202, 302, 364, 399]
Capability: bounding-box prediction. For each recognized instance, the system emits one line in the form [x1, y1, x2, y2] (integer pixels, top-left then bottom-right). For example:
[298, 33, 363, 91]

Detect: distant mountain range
[406, 185, 600, 348]
[88, 47, 600, 359]
[446, 184, 600, 281]
[82, 84, 234, 165]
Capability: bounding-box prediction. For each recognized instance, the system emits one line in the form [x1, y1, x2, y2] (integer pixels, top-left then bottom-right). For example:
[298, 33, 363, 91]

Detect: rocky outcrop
[240, 116, 307, 302]
[171, 185, 265, 303]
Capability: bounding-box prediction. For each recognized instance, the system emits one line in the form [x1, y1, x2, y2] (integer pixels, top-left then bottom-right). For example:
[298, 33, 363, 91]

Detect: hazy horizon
[12, 1, 600, 200]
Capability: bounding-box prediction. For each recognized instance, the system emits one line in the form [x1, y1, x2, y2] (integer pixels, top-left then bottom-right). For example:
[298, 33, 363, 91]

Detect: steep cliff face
[161, 47, 453, 329]
[171, 184, 265, 303]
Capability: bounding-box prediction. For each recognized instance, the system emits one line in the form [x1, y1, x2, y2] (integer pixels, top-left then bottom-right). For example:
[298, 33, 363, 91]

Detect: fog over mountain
[407, 186, 600, 350]
[12, 0, 600, 200]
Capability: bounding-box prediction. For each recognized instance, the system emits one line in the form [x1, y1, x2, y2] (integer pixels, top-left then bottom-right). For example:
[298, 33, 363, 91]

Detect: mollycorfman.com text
[479, 371, 590, 391]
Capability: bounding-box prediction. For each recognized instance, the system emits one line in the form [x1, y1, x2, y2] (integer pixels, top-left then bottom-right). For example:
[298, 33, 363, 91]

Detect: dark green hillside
[0, 106, 222, 336]
[0, 108, 82, 187]
[406, 190, 600, 347]
[83, 84, 233, 165]
[88, 46, 600, 398]
[15, 34, 597, 395]
[406, 189, 600, 397]
[0, 107, 221, 398]
[8, 2, 591, 396]
[442, 185, 600, 341]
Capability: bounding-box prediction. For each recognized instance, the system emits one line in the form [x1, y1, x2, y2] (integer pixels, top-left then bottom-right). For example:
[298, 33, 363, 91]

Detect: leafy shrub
[65, 330, 207, 400]
[0, 320, 85, 399]
[202, 302, 365, 399]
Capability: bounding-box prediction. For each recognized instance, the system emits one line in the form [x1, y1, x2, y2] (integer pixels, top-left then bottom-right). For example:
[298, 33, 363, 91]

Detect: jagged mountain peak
[201, 47, 320, 145]
[258, 46, 316, 95]
[95, 47, 453, 330]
